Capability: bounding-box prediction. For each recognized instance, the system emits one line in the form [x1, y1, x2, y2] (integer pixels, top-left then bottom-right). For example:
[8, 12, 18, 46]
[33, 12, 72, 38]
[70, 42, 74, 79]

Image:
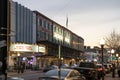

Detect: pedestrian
[69, 61, 72, 66]
[17, 61, 21, 74]
[112, 63, 116, 78]
[117, 63, 120, 77]
[21, 62, 25, 73]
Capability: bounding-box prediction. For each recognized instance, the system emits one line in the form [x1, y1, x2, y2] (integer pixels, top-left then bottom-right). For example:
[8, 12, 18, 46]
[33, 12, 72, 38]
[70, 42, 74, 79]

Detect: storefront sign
[10, 44, 38, 52]
[38, 46, 45, 53]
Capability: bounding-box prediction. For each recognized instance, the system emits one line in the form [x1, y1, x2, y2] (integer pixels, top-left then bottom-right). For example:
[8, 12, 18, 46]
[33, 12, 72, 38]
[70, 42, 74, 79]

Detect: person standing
[117, 63, 120, 77]
[112, 63, 116, 78]
[17, 61, 21, 74]
[21, 62, 25, 73]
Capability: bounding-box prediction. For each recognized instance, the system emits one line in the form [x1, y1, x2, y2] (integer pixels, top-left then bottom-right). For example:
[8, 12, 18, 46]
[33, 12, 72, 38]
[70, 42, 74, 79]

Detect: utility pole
[0, 0, 9, 80]
[58, 45, 61, 80]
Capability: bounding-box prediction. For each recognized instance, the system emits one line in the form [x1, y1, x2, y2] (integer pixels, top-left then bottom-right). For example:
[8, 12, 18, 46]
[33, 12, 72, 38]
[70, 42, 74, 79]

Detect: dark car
[43, 65, 58, 72]
[72, 62, 98, 80]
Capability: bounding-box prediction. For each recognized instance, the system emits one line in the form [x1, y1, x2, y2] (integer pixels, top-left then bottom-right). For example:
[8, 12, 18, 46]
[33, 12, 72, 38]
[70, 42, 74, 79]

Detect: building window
[39, 18, 42, 26]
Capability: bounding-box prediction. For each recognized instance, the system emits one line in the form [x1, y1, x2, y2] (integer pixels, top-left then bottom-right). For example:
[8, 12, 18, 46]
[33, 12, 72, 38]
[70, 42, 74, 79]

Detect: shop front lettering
[14, 46, 33, 51]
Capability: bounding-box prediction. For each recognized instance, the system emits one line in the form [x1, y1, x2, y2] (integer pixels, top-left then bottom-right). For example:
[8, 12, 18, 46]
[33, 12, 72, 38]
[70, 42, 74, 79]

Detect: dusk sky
[13, 0, 120, 47]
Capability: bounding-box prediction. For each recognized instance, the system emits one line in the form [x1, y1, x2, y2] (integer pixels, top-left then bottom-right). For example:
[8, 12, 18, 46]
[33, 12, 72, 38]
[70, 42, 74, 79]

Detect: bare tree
[105, 30, 120, 50]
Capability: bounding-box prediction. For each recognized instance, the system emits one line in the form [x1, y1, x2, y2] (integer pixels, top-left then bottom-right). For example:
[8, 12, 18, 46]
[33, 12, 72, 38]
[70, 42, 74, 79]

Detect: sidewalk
[104, 70, 120, 80]
[7, 69, 42, 76]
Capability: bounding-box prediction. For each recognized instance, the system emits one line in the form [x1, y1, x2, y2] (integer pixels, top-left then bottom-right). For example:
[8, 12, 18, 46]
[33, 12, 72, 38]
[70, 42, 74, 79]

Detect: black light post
[100, 38, 105, 80]
[116, 53, 119, 67]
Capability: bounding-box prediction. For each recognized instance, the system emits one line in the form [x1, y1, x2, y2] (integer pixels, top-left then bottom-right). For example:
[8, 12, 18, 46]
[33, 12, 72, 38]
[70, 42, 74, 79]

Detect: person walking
[112, 63, 116, 78]
[21, 62, 25, 73]
[17, 61, 21, 74]
[117, 63, 120, 77]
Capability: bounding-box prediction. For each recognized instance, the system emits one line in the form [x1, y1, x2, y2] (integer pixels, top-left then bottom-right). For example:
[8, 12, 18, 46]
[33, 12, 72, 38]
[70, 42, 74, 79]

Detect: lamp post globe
[111, 49, 115, 62]
[116, 53, 119, 67]
[100, 38, 105, 46]
[111, 49, 115, 54]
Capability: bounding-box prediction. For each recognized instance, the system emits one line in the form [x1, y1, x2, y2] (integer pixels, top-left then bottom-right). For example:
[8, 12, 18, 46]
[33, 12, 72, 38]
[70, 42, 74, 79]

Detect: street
[8, 69, 120, 80]
[104, 72, 119, 80]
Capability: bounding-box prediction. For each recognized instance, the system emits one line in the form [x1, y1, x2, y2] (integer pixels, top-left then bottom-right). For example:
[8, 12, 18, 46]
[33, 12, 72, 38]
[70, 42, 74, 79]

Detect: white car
[39, 69, 86, 80]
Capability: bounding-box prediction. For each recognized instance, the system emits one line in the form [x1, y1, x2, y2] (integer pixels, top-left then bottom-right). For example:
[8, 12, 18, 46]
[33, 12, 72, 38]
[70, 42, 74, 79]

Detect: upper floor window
[39, 18, 42, 26]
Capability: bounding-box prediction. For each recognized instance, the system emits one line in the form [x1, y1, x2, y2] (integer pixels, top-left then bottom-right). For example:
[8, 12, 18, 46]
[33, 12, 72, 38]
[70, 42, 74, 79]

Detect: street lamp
[111, 49, 115, 62]
[100, 38, 105, 80]
[116, 53, 119, 67]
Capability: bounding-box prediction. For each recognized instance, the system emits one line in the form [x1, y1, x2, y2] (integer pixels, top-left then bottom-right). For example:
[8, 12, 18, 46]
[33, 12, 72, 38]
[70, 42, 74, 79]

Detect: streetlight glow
[100, 38, 105, 45]
[111, 49, 115, 54]
[116, 53, 119, 67]
[116, 54, 119, 57]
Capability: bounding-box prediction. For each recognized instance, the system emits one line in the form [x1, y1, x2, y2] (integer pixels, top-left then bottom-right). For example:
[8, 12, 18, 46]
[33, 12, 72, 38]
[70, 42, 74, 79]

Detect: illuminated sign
[38, 46, 45, 53]
[10, 44, 38, 52]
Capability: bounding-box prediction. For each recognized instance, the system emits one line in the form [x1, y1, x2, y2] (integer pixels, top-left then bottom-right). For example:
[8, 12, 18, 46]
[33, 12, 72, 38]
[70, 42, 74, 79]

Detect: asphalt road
[8, 70, 120, 80]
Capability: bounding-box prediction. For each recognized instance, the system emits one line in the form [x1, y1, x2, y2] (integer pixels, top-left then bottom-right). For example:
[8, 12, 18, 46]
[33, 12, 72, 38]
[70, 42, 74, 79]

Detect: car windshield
[45, 69, 69, 77]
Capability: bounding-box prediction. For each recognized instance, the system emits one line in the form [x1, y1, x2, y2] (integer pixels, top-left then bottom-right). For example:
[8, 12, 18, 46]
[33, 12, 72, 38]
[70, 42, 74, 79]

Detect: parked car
[72, 62, 98, 80]
[43, 65, 58, 72]
[39, 68, 86, 80]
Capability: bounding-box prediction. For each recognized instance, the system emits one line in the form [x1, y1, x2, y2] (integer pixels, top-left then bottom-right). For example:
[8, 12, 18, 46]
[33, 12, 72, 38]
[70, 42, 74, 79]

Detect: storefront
[8, 43, 46, 71]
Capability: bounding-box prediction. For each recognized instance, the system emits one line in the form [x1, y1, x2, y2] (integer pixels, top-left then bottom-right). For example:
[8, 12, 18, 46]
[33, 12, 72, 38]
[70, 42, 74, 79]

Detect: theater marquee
[10, 43, 38, 52]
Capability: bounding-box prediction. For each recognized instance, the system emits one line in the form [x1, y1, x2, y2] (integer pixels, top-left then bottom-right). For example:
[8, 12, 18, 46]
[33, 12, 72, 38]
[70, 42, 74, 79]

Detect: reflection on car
[70, 64, 78, 68]
[43, 65, 58, 72]
[38, 77, 58, 80]
[39, 69, 86, 80]
[60, 64, 69, 68]
[7, 76, 24, 80]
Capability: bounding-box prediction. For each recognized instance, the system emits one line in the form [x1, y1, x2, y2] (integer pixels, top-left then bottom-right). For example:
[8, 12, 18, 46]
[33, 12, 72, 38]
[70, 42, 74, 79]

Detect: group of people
[14, 61, 25, 74]
[111, 63, 120, 78]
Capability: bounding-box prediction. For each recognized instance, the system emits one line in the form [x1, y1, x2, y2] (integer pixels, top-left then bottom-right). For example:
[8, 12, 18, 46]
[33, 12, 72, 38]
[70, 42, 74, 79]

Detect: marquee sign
[10, 44, 38, 52]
